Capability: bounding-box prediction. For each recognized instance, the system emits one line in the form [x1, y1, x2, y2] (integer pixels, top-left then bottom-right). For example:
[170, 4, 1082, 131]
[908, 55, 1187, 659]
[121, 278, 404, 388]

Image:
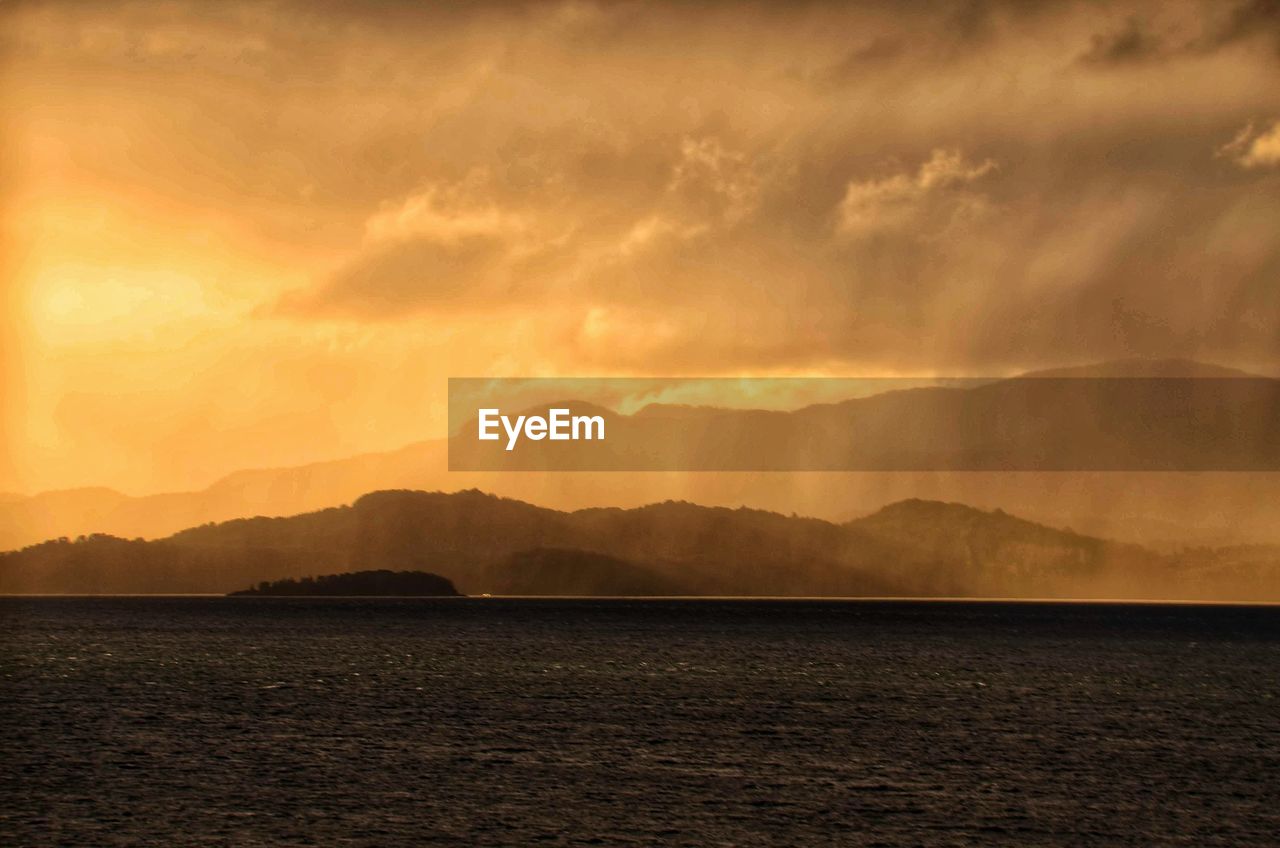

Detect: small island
[229, 570, 461, 597]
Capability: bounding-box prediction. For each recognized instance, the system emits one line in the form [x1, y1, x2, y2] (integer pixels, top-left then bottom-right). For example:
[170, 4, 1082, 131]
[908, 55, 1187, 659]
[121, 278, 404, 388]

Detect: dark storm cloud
[1079, 18, 1165, 65]
[1076, 0, 1280, 66]
[1205, 0, 1280, 53]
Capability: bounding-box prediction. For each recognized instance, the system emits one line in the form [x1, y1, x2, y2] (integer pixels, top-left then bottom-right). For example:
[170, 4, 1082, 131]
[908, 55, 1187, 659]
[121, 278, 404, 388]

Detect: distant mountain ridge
[3, 358, 1280, 551]
[450, 366, 1280, 472]
[3, 489, 1278, 601]
[1014, 358, 1259, 379]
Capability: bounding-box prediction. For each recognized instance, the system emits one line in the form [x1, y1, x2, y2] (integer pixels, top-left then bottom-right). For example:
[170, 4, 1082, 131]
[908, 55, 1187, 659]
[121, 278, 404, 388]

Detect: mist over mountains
[4, 489, 1279, 601]
[3, 359, 1280, 552]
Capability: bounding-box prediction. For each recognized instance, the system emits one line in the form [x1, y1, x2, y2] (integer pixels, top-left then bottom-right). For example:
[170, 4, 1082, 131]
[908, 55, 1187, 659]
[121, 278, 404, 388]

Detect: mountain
[850, 499, 1164, 598]
[1016, 358, 1259, 379]
[3, 489, 1278, 600]
[0, 440, 449, 551]
[450, 363, 1280, 472]
[479, 549, 685, 596]
[4, 359, 1280, 551]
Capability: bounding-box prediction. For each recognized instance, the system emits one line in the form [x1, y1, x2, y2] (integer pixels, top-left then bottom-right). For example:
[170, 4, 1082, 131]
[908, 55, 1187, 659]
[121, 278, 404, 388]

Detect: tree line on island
[231, 569, 460, 597]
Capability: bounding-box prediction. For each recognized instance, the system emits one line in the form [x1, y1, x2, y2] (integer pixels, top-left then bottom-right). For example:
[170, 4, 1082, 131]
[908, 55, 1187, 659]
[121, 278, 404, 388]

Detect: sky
[2, 0, 1279, 495]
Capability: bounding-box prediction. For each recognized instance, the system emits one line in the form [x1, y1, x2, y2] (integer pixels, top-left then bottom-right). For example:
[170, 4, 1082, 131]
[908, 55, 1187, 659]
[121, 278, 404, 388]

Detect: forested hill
[2, 489, 1278, 601]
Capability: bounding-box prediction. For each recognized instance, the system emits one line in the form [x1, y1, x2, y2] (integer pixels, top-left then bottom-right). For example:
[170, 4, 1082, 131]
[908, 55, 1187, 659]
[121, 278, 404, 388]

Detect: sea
[2, 598, 1278, 846]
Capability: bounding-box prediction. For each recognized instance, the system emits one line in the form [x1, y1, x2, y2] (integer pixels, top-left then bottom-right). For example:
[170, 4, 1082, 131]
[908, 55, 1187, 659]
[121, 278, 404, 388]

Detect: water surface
[3, 598, 1278, 845]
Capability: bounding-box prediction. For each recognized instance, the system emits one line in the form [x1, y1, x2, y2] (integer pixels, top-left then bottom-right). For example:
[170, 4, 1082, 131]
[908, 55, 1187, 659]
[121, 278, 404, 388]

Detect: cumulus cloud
[1217, 119, 1280, 168]
[275, 171, 568, 318]
[836, 149, 997, 239]
[274, 132, 773, 319]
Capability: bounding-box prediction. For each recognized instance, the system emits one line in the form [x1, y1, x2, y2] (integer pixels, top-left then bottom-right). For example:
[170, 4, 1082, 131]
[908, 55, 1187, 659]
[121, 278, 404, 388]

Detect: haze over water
[4, 598, 1278, 846]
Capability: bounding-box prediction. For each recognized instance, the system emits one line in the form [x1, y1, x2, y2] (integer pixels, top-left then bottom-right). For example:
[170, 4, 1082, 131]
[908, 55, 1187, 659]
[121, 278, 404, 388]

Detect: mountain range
[450, 363, 1280, 472]
[3, 359, 1279, 552]
[4, 489, 1278, 600]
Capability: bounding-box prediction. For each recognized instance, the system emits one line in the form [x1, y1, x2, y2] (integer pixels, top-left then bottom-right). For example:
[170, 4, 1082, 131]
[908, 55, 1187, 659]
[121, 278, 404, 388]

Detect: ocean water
[2, 598, 1278, 846]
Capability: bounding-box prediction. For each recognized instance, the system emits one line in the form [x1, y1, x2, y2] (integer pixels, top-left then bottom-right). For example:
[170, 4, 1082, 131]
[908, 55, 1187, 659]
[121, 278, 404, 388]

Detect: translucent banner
[448, 376, 1280, 471]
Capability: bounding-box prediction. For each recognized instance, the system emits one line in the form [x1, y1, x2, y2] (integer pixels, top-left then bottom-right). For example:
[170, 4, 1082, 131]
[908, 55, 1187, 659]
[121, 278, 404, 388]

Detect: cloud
[1079, 18, 1166, 65]
[817, 36, 906, 87]
[273, 133, 772, 319]
[274, 171, 571, 318]
[667, 137, 762, 227]
[1075, 0, 1280, 66]
[9, 0, 1280, 493]
[1202, 0, 1280, 53]
[274, 236, 511, 319]
[836, 149, 997, 239]
[1217, 119, 1280, 167]
[363, 181, 529, 245]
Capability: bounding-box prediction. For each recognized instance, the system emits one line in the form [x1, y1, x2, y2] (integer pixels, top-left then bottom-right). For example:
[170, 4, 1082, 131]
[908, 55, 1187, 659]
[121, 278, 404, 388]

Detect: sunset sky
[2, 0, 1279, 495]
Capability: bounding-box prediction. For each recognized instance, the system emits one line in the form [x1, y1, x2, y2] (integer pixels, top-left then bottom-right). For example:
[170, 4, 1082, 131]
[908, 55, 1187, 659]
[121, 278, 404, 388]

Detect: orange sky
[2, 0, 1279, 495]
